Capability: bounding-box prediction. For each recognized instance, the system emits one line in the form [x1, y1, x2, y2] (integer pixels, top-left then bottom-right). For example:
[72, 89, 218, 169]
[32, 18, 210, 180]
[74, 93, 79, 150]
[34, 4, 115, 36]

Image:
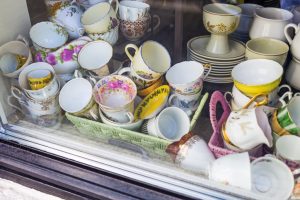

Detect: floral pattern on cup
[120, 16, 150, 41]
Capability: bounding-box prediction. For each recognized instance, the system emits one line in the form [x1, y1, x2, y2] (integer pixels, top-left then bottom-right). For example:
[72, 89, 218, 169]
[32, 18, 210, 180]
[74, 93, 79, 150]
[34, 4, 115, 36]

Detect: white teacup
[119, 0, 150, 22]
[166, 61, 211, 95]
[209, 152, 251, 190]
[249, 7, 293, 41]
[93, 75, 137, 123]
[276, 135, 300, 164]
[174, 135, 215, 175]
[59, 78, 99, 120]
[142, 107, 190, 141]
[286, 57, 300, 90]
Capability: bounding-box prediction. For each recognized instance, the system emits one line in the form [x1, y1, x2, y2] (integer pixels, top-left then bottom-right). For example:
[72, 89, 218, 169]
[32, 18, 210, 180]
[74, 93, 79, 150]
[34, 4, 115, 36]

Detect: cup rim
[119, 0, 150, 9]
[246, 38, 289, 56]
[81, 2, 111, 26]
[255, 7, 293, 22]
[203, 3, 242, 16]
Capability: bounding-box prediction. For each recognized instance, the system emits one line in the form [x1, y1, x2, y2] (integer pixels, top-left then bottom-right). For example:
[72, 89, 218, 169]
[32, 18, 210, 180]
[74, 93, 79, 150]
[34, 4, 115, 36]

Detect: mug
[27, 69, 53, 90]
[168, 90, 201, 116]
[166, 61, 211, 95]
[118, 0, 150, 22]
[141, 107, 190, 141]
[125, 40, 171, 80]
[286, 57, 300, 90]
[209, 152, 251, 190]
[93, 75, 137, 123]
[284, 23, 300, 61]
[59, 78, 99, 120]
[249, 7, 293, 41]
[277, 93, 300, 135]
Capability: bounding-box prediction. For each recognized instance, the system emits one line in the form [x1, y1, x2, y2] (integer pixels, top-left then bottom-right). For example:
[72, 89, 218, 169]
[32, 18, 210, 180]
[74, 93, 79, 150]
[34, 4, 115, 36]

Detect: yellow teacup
[27, 69, 52, 90]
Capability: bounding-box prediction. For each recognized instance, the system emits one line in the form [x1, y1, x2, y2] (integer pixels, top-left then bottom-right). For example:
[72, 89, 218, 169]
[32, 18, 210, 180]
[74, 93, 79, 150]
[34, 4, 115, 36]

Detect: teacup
[284, 23, 300, 61]
[168, 90, 201, 116]
[27, 69, 53, 90]
[167, 133, 215, 175]
[0, 53, 27, 74]
[137, 76, 164, 97]
[276, 135, 300, 165]
[277, 93, 300, 135]
[0, 36, 32, 78]
[18, 62, 59, 100]
[81, 2, 118, 34]
[249, 7, 293, 41]
[141, 107, 190, 141]
[209, 152, 251, 190]
[251, 155, 295, 199]
[87, 23, 119, 45]
[286, 57, 300, 90]
[245, 38, 289, 65]
[125, 40, 171, 80]
[118, 0, 150, 22]
[235, 4, 262, 35]
[232, 59, 283, 97]
[93, 75, 137, 123]
[30, 21, 68, 53]
[166, 61, 211, 95]
[59, 78, 99, 120]
[78, 40, 113, 75]
[225, 106, 272, 150]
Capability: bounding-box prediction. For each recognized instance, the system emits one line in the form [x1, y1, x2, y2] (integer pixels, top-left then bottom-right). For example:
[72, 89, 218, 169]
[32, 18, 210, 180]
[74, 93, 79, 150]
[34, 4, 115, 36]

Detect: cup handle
[277, 84, 292, 94]
[16, 34, 30, 47]
[11, 86, 24, 101]
[223, 92, 233, 108]
[109, 0, 119, 13]
[242, 93, 268, 109]
[118, 67, 131, 76]
[88, 76, 97, 86]
[125, 44, 138, 63]
[279, 91, 293, 107]
[203, 64, 212, 80]
[284, 23, 298, 45]
[168, 94, 177, 106]
[147, 15, 160, 33]
[126, 112, 134, 123]
[88, 104, 99, 121]
[77, 28, 85, 36]
[7, 96, 24, 113]
[74, 69, 83, 78]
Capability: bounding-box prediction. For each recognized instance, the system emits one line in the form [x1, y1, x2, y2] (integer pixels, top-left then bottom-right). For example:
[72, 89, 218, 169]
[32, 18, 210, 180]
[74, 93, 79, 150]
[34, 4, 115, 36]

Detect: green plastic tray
[66, 93, 209, 158]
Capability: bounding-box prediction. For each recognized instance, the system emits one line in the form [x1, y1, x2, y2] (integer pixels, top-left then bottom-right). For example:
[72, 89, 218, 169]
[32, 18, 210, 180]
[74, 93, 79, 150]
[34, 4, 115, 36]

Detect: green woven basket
[66, 93, 209, 159]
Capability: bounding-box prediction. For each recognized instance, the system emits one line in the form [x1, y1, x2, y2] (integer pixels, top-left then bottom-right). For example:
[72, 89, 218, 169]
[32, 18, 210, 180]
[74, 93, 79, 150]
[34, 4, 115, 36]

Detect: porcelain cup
[27, 69, 53, 90]
[235, 4, 262, 35]
[276, 135, 300, 164]
[0, 53, 25, 74]
[225, 106, 272, 150]
[141, 107, 190, 141]
[245, 38, 289, 65]
[119, 0, 150, 22]
[209, 152, 251, 190]
[249, 7, 293, 41]
[251, 155, 295, 199]
[78, 40, 113, 75]
[93, 75, 137, 123]
[50, 2, 84, 39]
[166, 61, 211, 95]
[87, 23, 119, 45]
[81, 2, 119, 34]
[30, 21, 68, 53]
[277, 93, 300, 135]
[59, 78, 99, 120]
[286, 57, 300, 90]
[168, 90, 201, 117]
[170, 134, 215, 175]
[19, 62, 60, 100]
[284, 23, 300, 61]
[271, 110, 291, 136]
[125, 40, 171, 80]
[0, 36, 32, 78]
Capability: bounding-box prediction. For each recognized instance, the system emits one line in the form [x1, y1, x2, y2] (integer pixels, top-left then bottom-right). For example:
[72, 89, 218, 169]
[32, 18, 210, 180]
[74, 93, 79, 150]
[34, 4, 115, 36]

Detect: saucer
[188, 53, 244, 66]
[134, 85, 170, 120]
[187, 35, 246, 61]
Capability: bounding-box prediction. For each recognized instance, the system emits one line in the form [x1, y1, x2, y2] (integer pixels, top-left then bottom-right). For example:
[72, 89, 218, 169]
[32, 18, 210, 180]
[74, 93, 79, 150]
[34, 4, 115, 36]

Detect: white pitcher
[284, 23, 300, 61]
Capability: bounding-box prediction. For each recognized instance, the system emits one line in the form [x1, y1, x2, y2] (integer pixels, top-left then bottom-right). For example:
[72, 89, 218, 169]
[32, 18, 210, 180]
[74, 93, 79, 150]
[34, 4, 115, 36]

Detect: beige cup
[125, 40, 171, 80]
[245, 38, 289, 65]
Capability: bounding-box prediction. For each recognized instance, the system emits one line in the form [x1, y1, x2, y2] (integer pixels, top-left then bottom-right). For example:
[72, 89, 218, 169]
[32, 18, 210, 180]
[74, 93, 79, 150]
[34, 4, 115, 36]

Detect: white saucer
[187, 35, 246, 61]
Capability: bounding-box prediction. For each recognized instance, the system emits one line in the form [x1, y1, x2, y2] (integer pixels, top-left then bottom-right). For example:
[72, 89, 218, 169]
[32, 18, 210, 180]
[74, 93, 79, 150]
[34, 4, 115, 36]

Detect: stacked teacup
[118, 1, 160, 41]
[8, 62, 62, 127]
[166, 61, 210, 117]
[119, 40, 171, 97]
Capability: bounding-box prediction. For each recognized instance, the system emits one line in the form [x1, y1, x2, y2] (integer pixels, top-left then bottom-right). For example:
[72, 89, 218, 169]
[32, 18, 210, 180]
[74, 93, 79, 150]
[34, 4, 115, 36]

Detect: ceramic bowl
[232, 59, 283, 97]
[245, 38, 289, 65]
[251, 156, 294, 199]
[203, 3, 241, 35]
[30, 21, 68, 52]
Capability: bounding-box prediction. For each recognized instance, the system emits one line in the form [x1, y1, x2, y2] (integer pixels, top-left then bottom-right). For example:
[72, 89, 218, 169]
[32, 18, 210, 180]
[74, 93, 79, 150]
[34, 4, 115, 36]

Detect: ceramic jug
[285, 23, 300, 61]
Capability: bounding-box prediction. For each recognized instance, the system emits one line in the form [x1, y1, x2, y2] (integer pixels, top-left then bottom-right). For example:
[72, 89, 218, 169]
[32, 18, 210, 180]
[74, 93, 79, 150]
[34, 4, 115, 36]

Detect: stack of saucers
[187, 36, 245, 84]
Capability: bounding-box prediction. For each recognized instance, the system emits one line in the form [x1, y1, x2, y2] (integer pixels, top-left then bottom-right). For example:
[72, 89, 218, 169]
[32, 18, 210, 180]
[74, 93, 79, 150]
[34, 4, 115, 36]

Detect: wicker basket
[66, 93, 209, 159]
[208, 91, 265, 160]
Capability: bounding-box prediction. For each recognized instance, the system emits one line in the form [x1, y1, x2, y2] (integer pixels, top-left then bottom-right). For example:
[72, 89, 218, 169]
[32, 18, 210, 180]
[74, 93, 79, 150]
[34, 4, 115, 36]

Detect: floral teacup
[93, 75, 137, 123]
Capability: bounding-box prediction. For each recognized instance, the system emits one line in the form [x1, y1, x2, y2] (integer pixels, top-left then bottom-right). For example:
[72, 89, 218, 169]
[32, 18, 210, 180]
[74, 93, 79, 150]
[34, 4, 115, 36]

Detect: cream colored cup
[81, 2, 118, 34]
[125, 40, 171, 80]
[284, 23, 300, 61]
[249, 7, 293, 41]
[245, 38, 289, 65]
[286, 57, 300, 90]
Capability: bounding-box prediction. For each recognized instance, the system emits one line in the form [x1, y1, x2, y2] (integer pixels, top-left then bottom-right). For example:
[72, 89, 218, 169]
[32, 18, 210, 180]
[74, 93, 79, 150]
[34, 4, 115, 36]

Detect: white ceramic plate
[187, 52, 245, 66]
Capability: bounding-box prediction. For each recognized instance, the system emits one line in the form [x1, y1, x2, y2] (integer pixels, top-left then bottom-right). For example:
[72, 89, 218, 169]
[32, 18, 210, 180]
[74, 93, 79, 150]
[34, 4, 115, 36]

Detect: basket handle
[209, 91, 231, 132]
[108, 139, 149, 160]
